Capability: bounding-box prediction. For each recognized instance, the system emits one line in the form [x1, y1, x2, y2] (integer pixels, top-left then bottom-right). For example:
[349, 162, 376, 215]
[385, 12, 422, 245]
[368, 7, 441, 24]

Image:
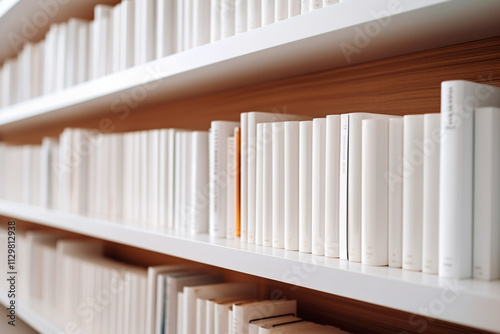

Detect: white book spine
[221, 0, 236, 38]
[299, 121, 313, 253]
[474, 107, 500, 280]
[338, 115, 349, 260]
[262, 123, 273, 247]
[157, 0, 175, 58]
[301, 0, 309, 14]
[181, 132, 192, 232]
[210, 0, 221, 42]
[272, 122, 285, 249]
[93, 6, 112, 78]
[174, 131, 183, 229]
[120, 0, 135, 70]
[87, 22, 94, 81]
[275, 0, 288, 21]
[33, 42, 43, 97]
[284, 122, 299, 251]
[310, 0, 322, 9]
[209, 121, 240, 237]
[149, 131, 160, 229]
[438, 81, 500, 279]
[311, 118, 326, 256]
[361, 119, 389, 266]
[262, 0, 275, 26]
[324, 115, 340, 258]
[66, 19, 83, 87]
[227, 137, 237, 239]
[193, 0, 210, 46]
[191, 131, 210, 233]
[255, 123, 264, 245]
[240, 113, 248, 242]
[422, 113, 440, 274]
[176, 0, 184, 52]
[112, 4, 121, 73]
[183, 0, 193, 50]
[136, 0, 155, 64]
[167, 129, 176, 229]
[388, 118, 403, 268]
[288, 0, 301, 17]
[236, 0, 248, 34]
[402, 115, 424, 271]
[158, 130, 168, 230]
[49, 26, 58, 93]
[55, 23, 67, 91]
[140, 131, 149, 227]
[76, 24, 89, 84]
[248, 0, 261, 30]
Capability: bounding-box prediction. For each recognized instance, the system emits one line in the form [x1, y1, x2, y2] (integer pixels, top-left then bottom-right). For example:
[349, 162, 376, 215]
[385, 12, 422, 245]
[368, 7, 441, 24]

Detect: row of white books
[0, 0, 340, 108]
[0, 80, 499, 281]
[0, 228, 349, 334]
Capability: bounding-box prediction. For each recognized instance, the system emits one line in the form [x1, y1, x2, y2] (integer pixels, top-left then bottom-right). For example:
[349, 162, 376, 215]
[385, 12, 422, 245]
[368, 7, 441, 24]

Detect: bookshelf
[0, 0, 499, 134]
[1, 200, 500, 332]
[0, 0, 499, 333]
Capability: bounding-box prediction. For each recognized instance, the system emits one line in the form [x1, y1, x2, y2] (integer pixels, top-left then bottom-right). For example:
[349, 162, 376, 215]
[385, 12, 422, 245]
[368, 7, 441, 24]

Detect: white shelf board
[1, 199, 499, 332]
[1, 0, 499, 132]
[0, 0, 117, 63]
[0, 287, 63, 334]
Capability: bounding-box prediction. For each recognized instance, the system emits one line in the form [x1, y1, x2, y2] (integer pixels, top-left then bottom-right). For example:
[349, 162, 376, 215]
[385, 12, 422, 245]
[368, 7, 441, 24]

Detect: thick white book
[311, 118, 326, 255]
[93, 5, 113, 78]
[236, 0, 248, 34]
[244, 112, 309, 244]
[361, 118, 389, 266]
[65, 18, 85, 87]
[76, 23, 89, 84]
[174, 131, 183, 229]
[272, 122, 285, 249]
[176, 0, 184, 52]
[227, 136, 237, 239]
[288, 0, 301, 17]
[157, 0, 175, 58]
[191, 131, 210, 233]
[120, 0, 135, 70]
[439, 80, 500, 279]
[233, 299, 297, 334]
[135, 0, 156, 65]
[122, 133, 133, 224]
[87, 21, 95, 81]
[40, 138, 58, 209]
[402, 115, 424, 271]
[275, 0, 288, 21]
[45, 25, 58, 94]
[299, 120, 313, 253]
[167, 129, 177, 229]
[55, 23, 67, 91]
[339, 113, 391, 262]
[284, 121, 300, 250]
[158, 129, 171, 230]
[32, 41, 43, 98]
[181, 131, 193, 232]
[255, 124, 264, 245]
[474, 106, 500, 280]
[210, 121, 240, 237]
[58, 129, 72, 212]
[184, 282, 257, 334]
[210, 0, 221, 42]
[310, 0, 322, 9]
[148, 130, 160, 229]
[177, 291, 184, 334]
[388, 118, 403, 268]
[166, 273, 222, 334]
[112, 3, 121, 73]
[248, 0, 261, 30]
[262, 123, 273, 247]
[193, 0, 210, 46]
[248, 315, 300, 334]
[422, 113, 440, 274]
[300, 0, 309, 14]
[184, 0, 194, 50]
[221, 0, 236, 38]
[132, 131, 141, 225]
[324, 115, 341, 257]
[262, 0, 275, 26]
[140, 131, 149, 227]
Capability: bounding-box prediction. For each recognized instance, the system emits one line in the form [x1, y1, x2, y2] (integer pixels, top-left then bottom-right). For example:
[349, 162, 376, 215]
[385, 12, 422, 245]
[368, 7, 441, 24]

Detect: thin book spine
[284, 121, 299, 251]
[272, 122, 285, 249]
[299, 121, 312, 253]
[388, 118, 403, 268]
[311, 118, 326, 255]
[402, 115, 424, 271]
[324, 115, 340, 258]
[422, 114, 440, 274]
